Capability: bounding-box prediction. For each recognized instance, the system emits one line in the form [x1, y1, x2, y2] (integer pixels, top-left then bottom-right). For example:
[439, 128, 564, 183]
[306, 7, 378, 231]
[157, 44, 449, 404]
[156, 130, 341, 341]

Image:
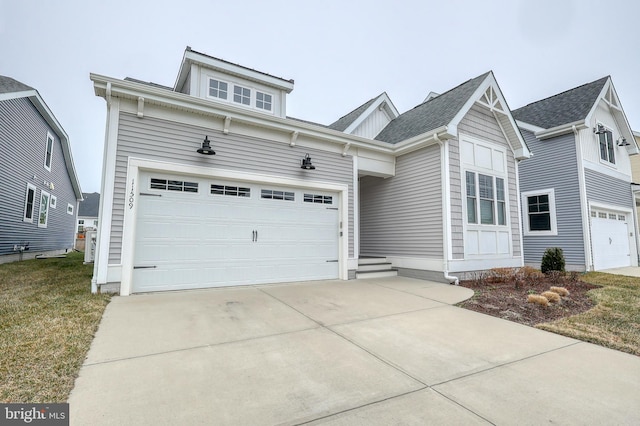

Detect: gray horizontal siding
[585, 168, 633, 209]
[109, 112, 354, 263]
[518, 130, 585, 268]
[454, 104, 522, 258]
[0, 97, 77, 256]
[360, 144, 443, 258]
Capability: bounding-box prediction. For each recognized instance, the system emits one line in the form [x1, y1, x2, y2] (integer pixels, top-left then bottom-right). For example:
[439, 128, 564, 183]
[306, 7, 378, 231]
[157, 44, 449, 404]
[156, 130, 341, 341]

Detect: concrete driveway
[69, 277, 640, 425]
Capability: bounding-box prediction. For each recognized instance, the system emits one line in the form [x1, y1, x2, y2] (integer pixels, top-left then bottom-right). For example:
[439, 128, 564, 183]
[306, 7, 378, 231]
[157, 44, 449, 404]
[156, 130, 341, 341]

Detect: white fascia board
[344, 93, 399, 134]
[534, 120, 587, 140]
[515, 120, 545, 133]
[184, 51, 294, 93]
[90, 74, 394, 154]
[6, 89, 84, 200]
[392, 125, 453, 155]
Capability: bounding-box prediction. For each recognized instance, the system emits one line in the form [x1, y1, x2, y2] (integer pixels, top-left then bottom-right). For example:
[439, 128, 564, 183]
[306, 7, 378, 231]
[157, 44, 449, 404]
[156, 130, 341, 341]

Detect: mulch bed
[458, 278, 601, 327]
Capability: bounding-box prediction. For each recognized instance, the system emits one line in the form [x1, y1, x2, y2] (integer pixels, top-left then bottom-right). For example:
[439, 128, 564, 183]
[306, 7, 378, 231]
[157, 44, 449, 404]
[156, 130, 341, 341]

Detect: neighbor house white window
[522, 189, 558, 236]
[44, 133, 54, 171]
[38, 190, 50, 228]
[597, 125, 615, 165]
[23, 183, 36, 222]
[208, 79, 228, 100]
[78, 219, 85, 232]
[256, 91, 272, 111]
[233, 85, 250, 105]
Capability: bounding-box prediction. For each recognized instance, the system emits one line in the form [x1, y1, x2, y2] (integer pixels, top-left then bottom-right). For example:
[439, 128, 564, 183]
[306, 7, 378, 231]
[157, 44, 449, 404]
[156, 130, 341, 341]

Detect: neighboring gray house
[0, 76, 83, 262]
[513, 76, 639, 271]
[89, 47, 530, 295]
[77, 192, 100, 235]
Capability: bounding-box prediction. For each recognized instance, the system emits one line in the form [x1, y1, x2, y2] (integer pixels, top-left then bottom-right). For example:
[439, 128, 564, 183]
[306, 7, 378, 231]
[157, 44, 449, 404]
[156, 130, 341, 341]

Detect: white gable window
[44, 133, 54, 171]
[521, 189, 558, 236]
[597, 125, 615, 165]
[38, 190, 50, 228]
[208, 79, 228, 100]
[256, 91, 272, 111]
[23, 183, 36, 222]
[233, 85, 251, 105]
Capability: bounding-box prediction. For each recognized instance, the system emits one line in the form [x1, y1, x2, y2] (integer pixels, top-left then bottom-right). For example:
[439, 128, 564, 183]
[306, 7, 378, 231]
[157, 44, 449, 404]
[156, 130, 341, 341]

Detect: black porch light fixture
[618, 137, 630, 147]
[197, 136, 216, 155]
[593, 124, 606, 135]
[300, 153, 315, 170]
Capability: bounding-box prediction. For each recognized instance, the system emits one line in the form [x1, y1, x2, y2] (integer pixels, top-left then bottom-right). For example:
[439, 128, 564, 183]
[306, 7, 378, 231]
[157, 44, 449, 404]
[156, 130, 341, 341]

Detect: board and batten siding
[451, 104, 522, 259]
[0, 97, 77, 256]
[584, 168, 634, 209]
[359, 144, 443, 258]
[108, 112, 354, 263]
[518, 130, 585, 268]
[352, 108, 392, 140]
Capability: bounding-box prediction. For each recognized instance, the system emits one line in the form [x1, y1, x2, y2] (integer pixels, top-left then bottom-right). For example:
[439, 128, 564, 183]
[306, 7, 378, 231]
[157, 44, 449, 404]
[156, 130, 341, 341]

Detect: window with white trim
[256, 92, 272, 111]
[39, 191, 50, 228]
[23, 184, 36, 222]
[78, 219, 85, 232]
[50, 195, 57, 209]
[67, 204, 74, 215]
[465, 172, 506, 226]
[522, 189, 558, 236]
[233, 85, 250, 105]
[597, 125, 615, 164]
[208, 79, 228, 100]
[44, 133, 54, 171]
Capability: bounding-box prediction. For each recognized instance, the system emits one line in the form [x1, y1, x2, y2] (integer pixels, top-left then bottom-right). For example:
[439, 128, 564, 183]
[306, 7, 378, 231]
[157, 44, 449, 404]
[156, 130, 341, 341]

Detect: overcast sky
[2, 0, 639, 194]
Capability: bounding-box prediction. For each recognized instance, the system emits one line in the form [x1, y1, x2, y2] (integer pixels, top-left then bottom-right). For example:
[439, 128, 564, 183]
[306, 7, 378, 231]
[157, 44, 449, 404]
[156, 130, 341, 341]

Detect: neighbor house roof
[512, 77, 609, 129]
[328, 96, 379, 131]
[0, 75, 83, 200]
[78, 192, 100, 217]
[375, 72, 490, 144]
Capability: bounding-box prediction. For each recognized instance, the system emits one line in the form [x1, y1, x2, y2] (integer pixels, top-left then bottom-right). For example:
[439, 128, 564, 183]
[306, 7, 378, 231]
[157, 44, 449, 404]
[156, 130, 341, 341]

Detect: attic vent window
[256, 92, 272, 111]
[209, 79, 228, 100]
[233, 85, 250, 105]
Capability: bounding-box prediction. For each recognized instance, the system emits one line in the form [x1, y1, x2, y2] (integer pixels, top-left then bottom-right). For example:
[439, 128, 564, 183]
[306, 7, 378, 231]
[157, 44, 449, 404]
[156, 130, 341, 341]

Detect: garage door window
[261, 189, 294, 201]
[304, 193, 333, 204]
[151, 178, 198, 193]
[211, 185, 250, 197]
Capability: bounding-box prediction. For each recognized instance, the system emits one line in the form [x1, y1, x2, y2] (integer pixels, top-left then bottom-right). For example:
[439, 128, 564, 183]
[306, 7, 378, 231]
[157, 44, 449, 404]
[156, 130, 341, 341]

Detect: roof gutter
[392, 126, 454, 155]
[535, 120, 588, 140]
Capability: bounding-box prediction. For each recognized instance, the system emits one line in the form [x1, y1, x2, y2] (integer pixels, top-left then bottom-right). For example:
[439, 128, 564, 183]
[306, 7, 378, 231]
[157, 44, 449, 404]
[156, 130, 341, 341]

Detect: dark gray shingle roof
[375, 72, 490, 144]
[512, 76, 608, 129]
[328, 96, 379, 131]
[0, 75, 34, 94]
[124, 77, 174, 91]
[78, 192, 100, 217]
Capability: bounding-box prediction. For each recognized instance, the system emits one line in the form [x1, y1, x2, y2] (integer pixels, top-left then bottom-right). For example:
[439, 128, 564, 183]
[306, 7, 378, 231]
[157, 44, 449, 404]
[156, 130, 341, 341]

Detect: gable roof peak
[327, 92, 389, 132]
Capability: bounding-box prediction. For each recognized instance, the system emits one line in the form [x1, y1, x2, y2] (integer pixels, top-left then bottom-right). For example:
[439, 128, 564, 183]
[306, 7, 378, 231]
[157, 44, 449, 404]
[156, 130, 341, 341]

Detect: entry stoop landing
[356, 257, 398, 279]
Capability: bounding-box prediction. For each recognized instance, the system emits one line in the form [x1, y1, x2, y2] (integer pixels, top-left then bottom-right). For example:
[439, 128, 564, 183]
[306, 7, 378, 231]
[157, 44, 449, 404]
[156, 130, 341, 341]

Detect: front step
[356, 256, 397, 279]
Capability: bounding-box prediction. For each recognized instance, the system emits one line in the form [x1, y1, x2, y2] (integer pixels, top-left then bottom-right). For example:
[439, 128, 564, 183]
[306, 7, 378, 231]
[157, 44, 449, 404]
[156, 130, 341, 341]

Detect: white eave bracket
[342, 143, 351, 157]
[223, 116, 231, 134]
[289, 131, 299, 147]
[137, 97, 145, 118]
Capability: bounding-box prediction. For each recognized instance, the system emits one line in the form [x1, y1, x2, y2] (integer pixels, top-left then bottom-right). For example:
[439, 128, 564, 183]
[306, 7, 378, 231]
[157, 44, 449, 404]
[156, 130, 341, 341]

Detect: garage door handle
[133, 266, 157, 269]
[255, 230, 258, 242]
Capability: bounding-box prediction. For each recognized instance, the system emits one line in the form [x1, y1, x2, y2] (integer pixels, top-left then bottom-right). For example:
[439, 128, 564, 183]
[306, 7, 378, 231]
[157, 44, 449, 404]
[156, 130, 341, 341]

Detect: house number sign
[129, 179, 135, 209]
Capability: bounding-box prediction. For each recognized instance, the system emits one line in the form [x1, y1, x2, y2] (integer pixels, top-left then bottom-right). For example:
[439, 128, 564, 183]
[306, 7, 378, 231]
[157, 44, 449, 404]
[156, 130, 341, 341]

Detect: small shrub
[547, 270, 564, 285]
[489, 268, 516, 283]
[471, 271, 488, 286]
[541, 291, 561, 303]
[567, 271, 580, 283]
[541, 247, 565, 273]
[520, 266, 545, 286]
[550, 286, 570, 297]
[527, 294, 549, 306]
[513, 270, 524, 289]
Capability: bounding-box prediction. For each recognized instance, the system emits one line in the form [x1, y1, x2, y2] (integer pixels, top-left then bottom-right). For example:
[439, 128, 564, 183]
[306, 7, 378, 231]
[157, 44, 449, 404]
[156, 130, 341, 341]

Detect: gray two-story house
[0, 76, 83, 262]
[513, 76, 638, 271]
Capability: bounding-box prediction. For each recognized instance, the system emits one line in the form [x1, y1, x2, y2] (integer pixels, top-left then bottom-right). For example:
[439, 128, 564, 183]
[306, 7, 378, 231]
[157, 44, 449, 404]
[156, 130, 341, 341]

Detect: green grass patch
[0, 252, 111, 402]
[537, 272, 640, 356]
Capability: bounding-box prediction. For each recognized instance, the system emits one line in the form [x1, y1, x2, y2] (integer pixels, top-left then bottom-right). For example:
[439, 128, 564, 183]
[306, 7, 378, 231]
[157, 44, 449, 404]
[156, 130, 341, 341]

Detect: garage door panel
[133, 174, 340, 293]
[591, 211, 631, 270]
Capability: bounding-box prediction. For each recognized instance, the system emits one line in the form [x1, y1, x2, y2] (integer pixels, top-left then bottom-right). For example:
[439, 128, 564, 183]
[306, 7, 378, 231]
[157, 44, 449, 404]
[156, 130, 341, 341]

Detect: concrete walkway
[69, 277, 640, 425]
[601, 266, 640, 277]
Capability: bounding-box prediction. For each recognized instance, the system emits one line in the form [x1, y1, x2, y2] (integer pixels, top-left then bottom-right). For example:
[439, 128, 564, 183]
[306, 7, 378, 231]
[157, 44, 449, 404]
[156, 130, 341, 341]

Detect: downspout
[434, 132, 460, 285]
[573, 124, 594, 271]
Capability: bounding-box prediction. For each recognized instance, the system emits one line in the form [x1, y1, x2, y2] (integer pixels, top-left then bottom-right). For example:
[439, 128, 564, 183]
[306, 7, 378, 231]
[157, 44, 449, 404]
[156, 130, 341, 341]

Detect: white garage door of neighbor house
[132, 173, 340, 293]
[591, 209, 631, 270]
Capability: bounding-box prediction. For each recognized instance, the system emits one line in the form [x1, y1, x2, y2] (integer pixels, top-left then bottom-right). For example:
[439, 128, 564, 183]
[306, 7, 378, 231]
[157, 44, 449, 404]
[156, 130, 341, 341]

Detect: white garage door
[132, 173, 340, 293]
[591, 209, 631, 270]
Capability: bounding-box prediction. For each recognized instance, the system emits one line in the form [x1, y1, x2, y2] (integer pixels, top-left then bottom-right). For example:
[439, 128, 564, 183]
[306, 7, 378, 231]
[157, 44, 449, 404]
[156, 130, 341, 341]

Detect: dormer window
[598, 125, 615, 165]
[256, 92, 272, 111]
[233, 85, 251, 105]
[208, 79, 228, 100]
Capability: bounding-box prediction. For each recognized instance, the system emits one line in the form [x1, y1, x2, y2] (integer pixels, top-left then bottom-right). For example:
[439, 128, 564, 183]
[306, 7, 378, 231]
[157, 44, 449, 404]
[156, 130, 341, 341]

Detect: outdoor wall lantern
[593, 124, 606, 135]
[300, 153, 315, 170]
[618, 137, 630, 147]
[197, 136, 216, 155]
